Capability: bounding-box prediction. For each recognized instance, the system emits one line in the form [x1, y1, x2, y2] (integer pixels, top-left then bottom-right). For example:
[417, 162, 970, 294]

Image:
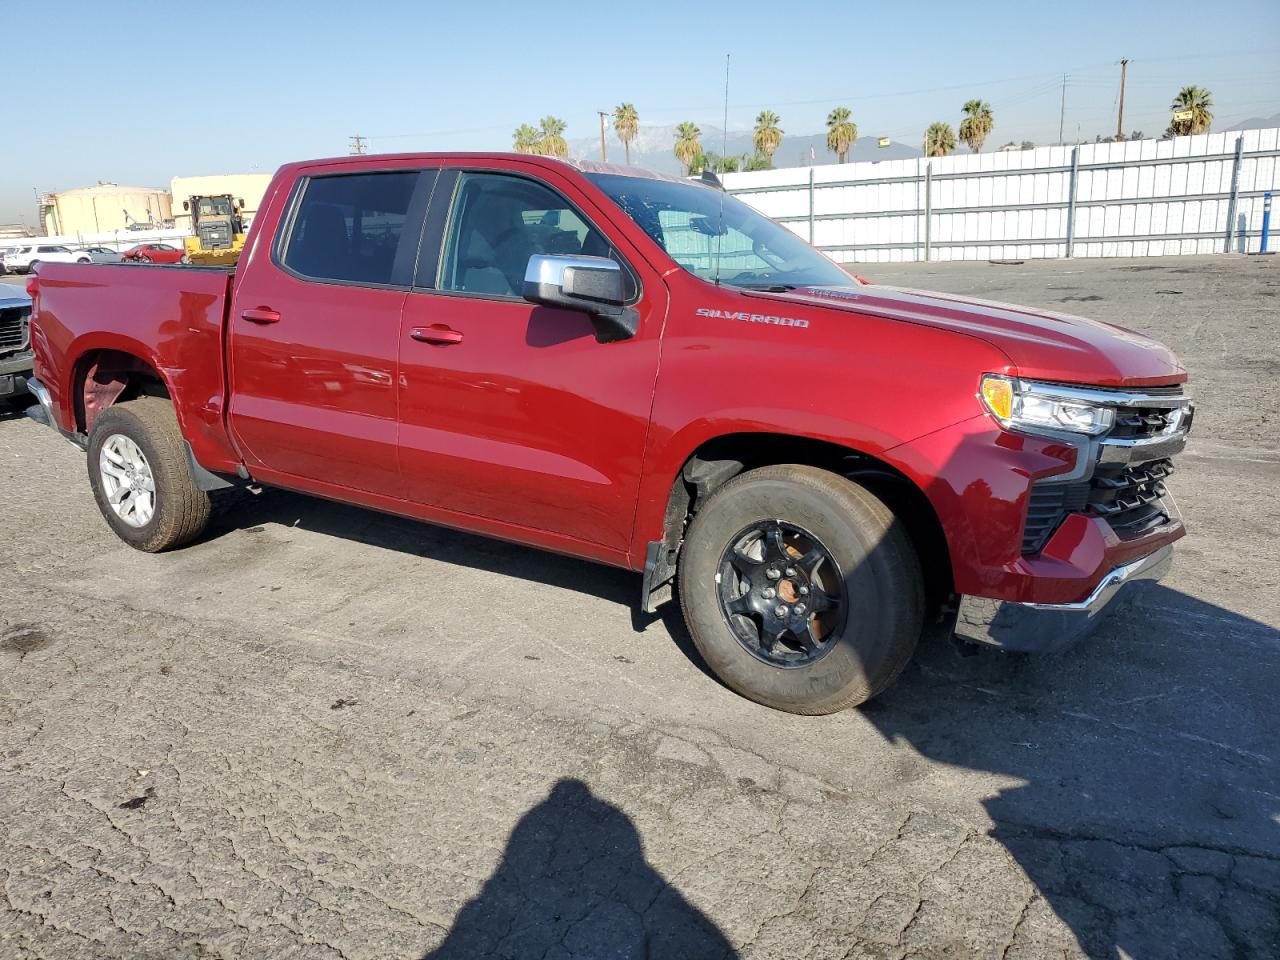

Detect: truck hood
[755, 284, 1186, 388]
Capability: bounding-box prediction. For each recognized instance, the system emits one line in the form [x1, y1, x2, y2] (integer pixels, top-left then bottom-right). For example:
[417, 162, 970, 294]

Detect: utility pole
[1115, 59, 1130, 142]
[1058, 73, 1068, 144]
[348, 135, 367, 156]
[597, 112, 608, 162]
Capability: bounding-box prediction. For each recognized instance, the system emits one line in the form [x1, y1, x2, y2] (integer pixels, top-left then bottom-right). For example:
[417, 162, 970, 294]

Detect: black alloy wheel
[717, 520, 847, 667]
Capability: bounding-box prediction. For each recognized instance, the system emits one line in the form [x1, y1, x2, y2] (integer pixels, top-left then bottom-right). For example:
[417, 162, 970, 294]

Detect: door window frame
[414, 168, 641, 305]
[270, 167, 438, 292]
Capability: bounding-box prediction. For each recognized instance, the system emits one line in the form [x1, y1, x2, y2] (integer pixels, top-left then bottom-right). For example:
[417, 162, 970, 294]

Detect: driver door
[396, 165, 668, 552]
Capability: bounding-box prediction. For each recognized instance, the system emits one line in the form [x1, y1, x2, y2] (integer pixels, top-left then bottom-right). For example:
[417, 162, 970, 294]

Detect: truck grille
[1087, 458, 1174, 539]
[0, 305, 30, 351]
[1108, 402, 1193, 441]
[1021, 458, 1176, 554]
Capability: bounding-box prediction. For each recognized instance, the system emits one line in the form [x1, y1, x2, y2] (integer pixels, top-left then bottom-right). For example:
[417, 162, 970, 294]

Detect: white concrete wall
[723, 128, 1280, 262]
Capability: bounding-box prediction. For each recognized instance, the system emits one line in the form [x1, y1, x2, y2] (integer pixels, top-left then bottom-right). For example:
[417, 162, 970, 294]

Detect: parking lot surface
[2, 255, 1278, 959]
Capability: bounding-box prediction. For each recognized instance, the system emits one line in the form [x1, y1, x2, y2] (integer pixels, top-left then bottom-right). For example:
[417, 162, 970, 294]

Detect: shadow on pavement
[863, 585, 1280, 958]
[423, 778, 737, 960]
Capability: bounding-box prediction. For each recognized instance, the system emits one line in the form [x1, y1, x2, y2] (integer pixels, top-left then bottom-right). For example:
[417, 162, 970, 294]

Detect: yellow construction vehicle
[182, 194, 247, 266]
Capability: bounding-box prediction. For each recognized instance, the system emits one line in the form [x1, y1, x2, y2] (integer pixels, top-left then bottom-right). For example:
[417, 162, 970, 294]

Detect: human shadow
[423, 778, 737, 960]
[863, 585, 1280, 958]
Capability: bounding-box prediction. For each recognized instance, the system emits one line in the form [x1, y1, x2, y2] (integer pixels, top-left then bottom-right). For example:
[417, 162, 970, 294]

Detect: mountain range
[566, 124, 921, 174]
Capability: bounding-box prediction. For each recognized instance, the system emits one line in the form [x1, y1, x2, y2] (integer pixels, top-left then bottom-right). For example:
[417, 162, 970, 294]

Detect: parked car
[0, 280, 33, 405]
[25, 153, 1193, 714]
[2, 243, 89, 274]
[76, 245, 125, 264]
[121, 243, 187, 264]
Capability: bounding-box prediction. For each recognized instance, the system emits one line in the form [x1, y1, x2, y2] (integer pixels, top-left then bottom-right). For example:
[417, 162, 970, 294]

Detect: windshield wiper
[731, 282, 800, 292]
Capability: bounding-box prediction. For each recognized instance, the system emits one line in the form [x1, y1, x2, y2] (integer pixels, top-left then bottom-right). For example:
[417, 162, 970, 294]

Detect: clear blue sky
[4, 0, 1278, 225]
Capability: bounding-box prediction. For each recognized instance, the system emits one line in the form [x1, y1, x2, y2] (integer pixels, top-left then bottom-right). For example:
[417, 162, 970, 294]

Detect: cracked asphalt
[1, 255, 1278, 959]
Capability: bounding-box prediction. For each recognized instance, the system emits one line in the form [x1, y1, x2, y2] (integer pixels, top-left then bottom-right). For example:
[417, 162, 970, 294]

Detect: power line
[348, 135, 367, 155]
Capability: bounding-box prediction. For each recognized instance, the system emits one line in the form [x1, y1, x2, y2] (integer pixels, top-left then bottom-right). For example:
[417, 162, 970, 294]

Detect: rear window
[282, 172, 419, 286]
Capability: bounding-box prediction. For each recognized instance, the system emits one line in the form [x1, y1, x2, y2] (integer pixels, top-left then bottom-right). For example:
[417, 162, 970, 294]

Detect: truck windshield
[586, 172, 855, 290]
[197, 198, 234, 217]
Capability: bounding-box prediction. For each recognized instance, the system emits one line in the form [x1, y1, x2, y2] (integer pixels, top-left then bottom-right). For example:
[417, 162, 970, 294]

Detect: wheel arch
[639, 430, 954, 615]
[67, 340, 173, 436]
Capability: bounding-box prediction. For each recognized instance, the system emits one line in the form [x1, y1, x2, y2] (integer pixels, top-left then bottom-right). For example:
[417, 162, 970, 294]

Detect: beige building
[171, 174, 273, 232]
[42, 183, 172, 236]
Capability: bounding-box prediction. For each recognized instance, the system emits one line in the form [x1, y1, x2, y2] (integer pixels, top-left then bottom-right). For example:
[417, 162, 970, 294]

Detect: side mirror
[522, 254, 638, 343]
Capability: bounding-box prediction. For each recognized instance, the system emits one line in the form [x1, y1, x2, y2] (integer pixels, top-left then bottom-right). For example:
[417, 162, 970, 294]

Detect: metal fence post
[808, 167, 816, 245]
[1225, 134, 1245, 253]
[923, 162, 933, 262]
[1262, 191, 1273, 254]
[1065, 146, 1080, 257]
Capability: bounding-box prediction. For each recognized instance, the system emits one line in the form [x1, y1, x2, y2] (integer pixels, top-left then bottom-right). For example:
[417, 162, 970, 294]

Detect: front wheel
[87, 398, 211, 552]
[26, 261, 39, 273]
[679, 465, 924, 714]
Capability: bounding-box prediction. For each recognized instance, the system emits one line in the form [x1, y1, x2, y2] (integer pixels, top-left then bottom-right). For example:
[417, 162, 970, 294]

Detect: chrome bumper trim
[954, 544, 1174, 652]
[26, 376, 87, 449]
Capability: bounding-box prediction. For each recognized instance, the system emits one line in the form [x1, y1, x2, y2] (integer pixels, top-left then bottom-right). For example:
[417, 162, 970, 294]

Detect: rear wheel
[26, 260, 39, 273]
[679, 464, 923, 714]
[87, 398, 211, 552]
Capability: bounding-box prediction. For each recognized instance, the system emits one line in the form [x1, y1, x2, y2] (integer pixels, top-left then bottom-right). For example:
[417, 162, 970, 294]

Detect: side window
[282, 171, 419, 285]
[438, 173, 634, 298]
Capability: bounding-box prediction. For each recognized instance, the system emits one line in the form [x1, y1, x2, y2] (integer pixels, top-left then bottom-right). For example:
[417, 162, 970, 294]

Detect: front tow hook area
[953, 545, 1174, 652]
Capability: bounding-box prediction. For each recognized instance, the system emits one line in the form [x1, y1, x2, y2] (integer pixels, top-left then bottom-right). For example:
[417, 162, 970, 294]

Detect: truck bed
[31, 261, 241, 474]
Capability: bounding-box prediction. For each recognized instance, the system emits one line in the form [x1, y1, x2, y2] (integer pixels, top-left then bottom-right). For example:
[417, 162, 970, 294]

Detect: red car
[25, 153, 1192, 714]
[121, 242, 187, 264]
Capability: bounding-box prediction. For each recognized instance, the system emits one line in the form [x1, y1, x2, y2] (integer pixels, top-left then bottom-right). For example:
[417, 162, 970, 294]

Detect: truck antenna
[714, 54, 729, 286]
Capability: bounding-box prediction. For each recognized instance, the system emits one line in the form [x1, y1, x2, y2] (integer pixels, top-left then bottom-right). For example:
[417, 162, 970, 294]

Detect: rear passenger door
[228, 166, 434, 498]
[396, 164, 668, 553]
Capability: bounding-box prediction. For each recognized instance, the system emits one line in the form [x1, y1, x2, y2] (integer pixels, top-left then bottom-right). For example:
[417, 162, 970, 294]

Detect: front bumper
[0, 349, 33, 397]
[954, 543, 1173, 652]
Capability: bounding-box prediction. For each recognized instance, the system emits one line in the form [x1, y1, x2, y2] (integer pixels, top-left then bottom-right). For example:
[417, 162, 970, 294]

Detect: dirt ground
[2, 255, 1277, 958]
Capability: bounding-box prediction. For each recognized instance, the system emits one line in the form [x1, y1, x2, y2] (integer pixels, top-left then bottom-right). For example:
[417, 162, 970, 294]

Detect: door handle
[410, 324, 464, 345]
[242, 307, 281, 324]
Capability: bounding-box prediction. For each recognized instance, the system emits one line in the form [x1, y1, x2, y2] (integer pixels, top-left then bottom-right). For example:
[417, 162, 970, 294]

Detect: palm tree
[613, 103, 640, 164]
[512, 124, 542, 154]
[539, 116, 569, 159]
[753, 111, 783, 168]
[923, 121, 956, 157]
[958, 99, 994, 153]
[1169, 86, 1213, 136]
[673, 121, 702, 175]
[826, 106, 858, 163]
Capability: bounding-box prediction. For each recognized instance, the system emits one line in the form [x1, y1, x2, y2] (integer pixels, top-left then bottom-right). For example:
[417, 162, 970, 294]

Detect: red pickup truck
[26, 153, 1193, 714]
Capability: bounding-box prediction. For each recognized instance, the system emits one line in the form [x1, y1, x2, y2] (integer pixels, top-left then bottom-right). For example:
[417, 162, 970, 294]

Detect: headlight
[980, 374, 1116, 436]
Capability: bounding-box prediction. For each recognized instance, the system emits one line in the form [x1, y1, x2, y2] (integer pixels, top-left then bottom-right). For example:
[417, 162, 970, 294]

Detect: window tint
[439, 173, 633, 298]
[283, 171, 419, 285]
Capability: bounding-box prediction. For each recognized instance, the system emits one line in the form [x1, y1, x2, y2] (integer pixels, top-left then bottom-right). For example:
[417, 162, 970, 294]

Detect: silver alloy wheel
[99, 434, 156, 527]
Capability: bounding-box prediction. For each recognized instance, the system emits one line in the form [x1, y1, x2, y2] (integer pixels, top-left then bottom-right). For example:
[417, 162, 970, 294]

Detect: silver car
[75, 245, 125, 264]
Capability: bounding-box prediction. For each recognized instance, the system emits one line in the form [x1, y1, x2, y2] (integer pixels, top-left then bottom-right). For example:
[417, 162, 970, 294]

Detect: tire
[140, 256, 153, 264]
[87, 397, 211, 552]
[26, 261, 38, 274]
[678, 464, 924, 714]
[78, 257, 91, 263]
